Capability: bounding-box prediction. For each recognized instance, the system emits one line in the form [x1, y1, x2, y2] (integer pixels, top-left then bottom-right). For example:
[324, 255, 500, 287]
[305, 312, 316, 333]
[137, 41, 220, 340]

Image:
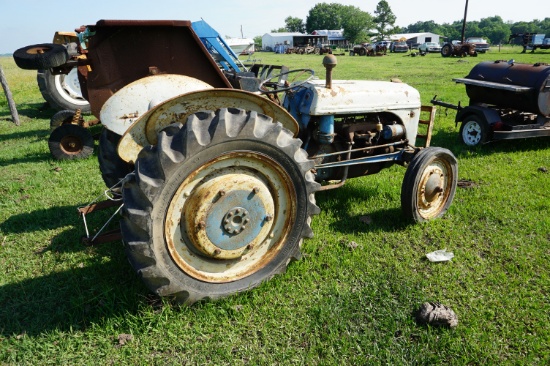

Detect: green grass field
[1, 46, 549, 364]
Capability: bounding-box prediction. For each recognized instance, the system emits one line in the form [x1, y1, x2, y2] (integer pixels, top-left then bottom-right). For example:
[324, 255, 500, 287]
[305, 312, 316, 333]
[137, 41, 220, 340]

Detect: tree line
[268, 1, 550, 45]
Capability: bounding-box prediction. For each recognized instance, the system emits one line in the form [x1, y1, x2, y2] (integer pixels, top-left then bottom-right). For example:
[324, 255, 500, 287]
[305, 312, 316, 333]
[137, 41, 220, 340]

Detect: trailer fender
[455, 105, 500, 128]
[117, 89, 300, 164]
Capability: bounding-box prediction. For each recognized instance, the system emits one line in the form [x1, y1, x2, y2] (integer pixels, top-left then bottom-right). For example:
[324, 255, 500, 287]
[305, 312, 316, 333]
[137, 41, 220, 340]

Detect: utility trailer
[14, 19, 458, 305]
[432, 60, 550, 146]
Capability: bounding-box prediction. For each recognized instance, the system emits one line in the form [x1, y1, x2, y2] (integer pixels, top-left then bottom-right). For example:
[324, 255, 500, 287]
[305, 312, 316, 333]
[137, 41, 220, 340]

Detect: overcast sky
[0, 0, 544, 54]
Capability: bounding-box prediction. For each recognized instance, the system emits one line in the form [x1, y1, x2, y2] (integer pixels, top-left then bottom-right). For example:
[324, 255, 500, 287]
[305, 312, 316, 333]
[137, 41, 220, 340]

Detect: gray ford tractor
[14, 19, 458, 305]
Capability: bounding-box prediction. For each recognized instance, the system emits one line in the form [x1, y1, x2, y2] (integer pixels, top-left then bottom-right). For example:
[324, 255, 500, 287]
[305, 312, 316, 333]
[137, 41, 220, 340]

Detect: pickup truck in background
[465, 37, 490, 53]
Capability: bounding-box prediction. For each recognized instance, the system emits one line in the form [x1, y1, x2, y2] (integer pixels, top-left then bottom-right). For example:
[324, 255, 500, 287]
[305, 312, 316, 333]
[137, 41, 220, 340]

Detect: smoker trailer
[432, 60, 550, 146]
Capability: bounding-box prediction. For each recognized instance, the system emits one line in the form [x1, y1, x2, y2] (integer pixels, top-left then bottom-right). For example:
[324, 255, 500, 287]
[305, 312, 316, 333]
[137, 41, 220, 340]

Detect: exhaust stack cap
[322, 54, 338, 89]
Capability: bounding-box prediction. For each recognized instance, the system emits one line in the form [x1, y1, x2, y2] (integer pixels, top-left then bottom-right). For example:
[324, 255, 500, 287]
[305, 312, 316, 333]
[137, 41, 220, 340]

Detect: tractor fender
[100, 74, 214, 136]
[117, 88, 300, 164]
[455, 105, 500, 127]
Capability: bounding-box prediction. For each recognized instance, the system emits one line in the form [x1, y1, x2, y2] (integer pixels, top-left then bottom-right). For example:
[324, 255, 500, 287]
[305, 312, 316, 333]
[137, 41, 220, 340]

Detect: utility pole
[461, 0, 469, 43]
[0, 64, 20, 126]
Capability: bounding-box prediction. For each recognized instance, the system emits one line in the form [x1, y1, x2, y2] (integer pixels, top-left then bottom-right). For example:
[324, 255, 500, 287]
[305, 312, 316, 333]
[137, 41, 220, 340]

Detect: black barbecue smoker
[432, 60, 550, 146]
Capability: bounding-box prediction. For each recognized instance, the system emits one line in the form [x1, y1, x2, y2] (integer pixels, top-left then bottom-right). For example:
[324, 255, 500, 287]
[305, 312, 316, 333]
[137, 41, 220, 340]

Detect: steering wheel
[258, 68, 315, 95]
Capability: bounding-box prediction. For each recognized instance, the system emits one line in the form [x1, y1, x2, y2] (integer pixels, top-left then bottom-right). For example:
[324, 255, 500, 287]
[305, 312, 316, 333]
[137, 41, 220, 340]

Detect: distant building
[261, 32, 328, 52]
[312, 30, 348, 48]
[389, 32, 442, 48]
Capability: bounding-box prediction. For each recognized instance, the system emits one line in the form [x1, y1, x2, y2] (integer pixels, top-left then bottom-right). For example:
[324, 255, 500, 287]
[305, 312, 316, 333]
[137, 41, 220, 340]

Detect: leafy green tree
[285, 16, 305, 33]
[270, 27, 287, 33]
[340, 5, 372, 44]
[253, 35, 262, 46]
[404, 20, 440, 33]
[305, 3, 345, 33]
[373, 0, 396, 39]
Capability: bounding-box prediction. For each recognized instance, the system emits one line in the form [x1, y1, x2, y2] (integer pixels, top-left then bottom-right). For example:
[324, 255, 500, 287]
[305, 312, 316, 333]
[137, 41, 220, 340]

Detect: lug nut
[253, 187, 260, 194]
[214, 249, 221, 255]
[265, 214, 273, 222]
[219, 190, 226, 196]
[247, 244, 254, 250]
[197, 221, 206, 230]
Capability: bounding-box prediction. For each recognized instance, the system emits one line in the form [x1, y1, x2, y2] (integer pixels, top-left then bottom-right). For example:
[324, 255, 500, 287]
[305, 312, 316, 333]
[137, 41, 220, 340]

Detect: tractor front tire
[120, 108, 320, 305]
[401, 147, 457, 222]
[48, 124, 94, 160]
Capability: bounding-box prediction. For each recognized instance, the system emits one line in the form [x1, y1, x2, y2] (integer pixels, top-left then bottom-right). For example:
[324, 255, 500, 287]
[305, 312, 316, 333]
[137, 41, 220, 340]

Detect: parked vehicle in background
[26, 32, 91, 113]
[441, 40, 477, 57]
[374, 41, 388, 55]
[351, 42, 373, 56]
[390, 41, 409, 53]
[465, 37, 490, 53]
[509, 33, 550, 52]
[418, 42, 442, 53]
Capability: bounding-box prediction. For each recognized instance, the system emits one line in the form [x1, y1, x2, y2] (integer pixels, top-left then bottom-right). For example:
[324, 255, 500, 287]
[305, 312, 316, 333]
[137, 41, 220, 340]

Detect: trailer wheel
[98, 128, 134, 188]
[48, 124, 94, 160]
[401, 147, 457, 222]
[441, 44, 453, 57]
[120, 108, 320, 305]
[37, 68, 90, 113]
[13, 43, 69, 70]
[459, 115, 490, 146]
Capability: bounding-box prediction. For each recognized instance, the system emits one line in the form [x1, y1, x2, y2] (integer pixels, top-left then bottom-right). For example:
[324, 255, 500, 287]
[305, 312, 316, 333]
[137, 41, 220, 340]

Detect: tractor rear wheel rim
[164, 151, 295, 283]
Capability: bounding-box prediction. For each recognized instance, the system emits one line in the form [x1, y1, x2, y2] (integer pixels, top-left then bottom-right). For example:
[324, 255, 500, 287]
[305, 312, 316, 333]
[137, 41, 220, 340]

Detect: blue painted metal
[192, 20, 244, 72]
[204, 189, 267, 250]
[318, 115, 335, 144]
[283, 88, 314, 128]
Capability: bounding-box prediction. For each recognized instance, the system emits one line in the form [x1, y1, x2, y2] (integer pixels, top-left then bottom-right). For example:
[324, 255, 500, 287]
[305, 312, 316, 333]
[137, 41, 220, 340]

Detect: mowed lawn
[0, 46, 549, 364]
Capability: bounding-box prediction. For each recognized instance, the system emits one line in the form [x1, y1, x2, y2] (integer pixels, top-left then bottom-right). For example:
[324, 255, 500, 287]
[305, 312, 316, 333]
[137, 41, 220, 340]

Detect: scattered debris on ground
[426, 249, 454, 262]
[416, 302, 458, 327]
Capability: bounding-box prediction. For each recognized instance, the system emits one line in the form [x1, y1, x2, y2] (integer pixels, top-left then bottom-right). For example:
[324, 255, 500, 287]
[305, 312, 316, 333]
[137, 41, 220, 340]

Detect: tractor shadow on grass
[0, 126, 49, 143]
[0, 204, 119, 254]
[315, 182, 410, 234]
[0, 205, 148, 338]
[0, 254, 147, 338]
[0, 151, 53, 167]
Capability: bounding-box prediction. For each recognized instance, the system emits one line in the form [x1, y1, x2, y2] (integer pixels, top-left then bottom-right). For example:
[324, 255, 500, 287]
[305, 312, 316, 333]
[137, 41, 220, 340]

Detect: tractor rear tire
[441, 44, 453, 57]
[48, 124, 94, 160]
[37, 68, 91, 113]
[13, 43, 69, 70]
[120, 108, 320, 305]
[98, 128, 134, 188]
[401, 147, 457, 222]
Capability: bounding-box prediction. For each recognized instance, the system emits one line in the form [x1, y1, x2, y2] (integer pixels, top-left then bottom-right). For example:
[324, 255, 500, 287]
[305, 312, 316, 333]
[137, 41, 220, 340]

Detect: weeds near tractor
[1, 48, 549, 364]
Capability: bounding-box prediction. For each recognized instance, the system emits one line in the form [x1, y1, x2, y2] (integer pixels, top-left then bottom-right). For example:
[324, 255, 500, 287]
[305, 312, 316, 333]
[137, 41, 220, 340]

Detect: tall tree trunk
[0, 64, 20, 126]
